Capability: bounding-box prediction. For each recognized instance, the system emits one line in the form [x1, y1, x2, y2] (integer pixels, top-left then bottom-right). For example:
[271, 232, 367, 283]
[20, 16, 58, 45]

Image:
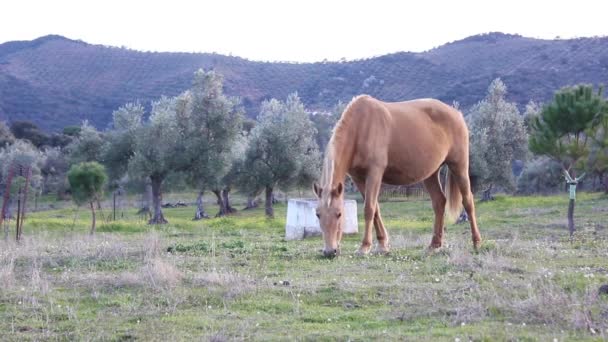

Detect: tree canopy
[67, 161, 107, 233]
[180, 69, 244, 218]
[529, 84, 605, 172]
[238, 93, 321, 217]
[467, 78, 528, 199]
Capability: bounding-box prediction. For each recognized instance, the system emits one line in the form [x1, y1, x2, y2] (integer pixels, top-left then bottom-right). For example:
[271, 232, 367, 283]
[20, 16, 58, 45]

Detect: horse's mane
[318, 95, 369, 204]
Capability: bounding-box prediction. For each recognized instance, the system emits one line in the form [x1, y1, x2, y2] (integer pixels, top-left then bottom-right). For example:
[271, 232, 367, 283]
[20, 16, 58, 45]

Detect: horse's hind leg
[423, 170, 447, 249]
[449, 164, 482, 249]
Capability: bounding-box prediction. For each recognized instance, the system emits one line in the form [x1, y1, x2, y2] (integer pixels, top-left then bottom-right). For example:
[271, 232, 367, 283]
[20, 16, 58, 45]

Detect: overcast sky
[1, 0, 606, 62]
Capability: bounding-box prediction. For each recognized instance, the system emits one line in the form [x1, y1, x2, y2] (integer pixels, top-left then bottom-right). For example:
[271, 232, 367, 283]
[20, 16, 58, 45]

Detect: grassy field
[1, 192, 607, 341]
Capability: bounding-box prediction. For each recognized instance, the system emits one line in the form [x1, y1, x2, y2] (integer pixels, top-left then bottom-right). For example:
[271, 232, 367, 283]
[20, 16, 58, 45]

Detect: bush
[517, 157, 563, 195]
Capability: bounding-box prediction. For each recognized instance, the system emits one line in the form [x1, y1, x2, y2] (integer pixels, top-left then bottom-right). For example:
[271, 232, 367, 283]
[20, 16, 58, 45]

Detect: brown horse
[313, 95, 481, 257]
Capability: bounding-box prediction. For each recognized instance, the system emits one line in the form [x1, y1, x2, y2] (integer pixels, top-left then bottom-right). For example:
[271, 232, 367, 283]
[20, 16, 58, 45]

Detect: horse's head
[313, 182, 344, 258]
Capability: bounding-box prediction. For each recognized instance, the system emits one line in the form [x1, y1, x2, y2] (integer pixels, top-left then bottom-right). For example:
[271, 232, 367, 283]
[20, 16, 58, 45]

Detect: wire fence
[378, 183, 427, 202]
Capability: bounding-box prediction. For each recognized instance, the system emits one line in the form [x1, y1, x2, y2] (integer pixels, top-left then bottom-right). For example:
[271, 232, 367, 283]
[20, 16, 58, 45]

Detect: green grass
[1, 193, 607, 340]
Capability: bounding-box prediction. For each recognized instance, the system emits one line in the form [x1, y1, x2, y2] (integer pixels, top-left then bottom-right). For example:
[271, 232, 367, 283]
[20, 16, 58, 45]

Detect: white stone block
[285, 198, 358, 240]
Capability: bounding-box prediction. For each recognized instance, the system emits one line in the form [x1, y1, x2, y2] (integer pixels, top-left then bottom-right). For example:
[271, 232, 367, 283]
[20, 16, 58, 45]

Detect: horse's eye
[316, 213, 320, 218]
[336, 212, 342, 218]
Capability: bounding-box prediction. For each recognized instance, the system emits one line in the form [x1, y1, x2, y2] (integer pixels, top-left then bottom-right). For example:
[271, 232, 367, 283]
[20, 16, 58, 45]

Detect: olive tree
[179, 69, 244, 219]
[103, 103, 144, 209]
[67, 162, 107, 234]
[0, 140, 44, 225]
[467, 78, 528, 200]
[127, 97, 182, 224]
[238, 93, 321, 218]
[40, 147, 70, 199]
[67, 121, 105, 164]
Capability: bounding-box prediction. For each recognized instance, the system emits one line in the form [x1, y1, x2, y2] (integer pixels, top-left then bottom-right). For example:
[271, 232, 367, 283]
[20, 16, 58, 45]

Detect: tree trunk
[222, 188, 237, 214]
[5, 197, 13, 220]
[265, 186, 274, 218]
[481, 184, 494, 202]
[90, 201, 96, 234]
[193, 191, 209, 220]
[456, 209, 469, 224]
[568, 198, 575, 237]
[149, 176, 168, 224]
[213, 189, 228, 217]
[243, 196, 259, 210]
[137, 181, 153, 218]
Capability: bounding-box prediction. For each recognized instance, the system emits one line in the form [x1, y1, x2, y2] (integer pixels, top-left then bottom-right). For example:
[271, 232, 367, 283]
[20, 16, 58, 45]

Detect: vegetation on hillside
[1, 33, 608, 131]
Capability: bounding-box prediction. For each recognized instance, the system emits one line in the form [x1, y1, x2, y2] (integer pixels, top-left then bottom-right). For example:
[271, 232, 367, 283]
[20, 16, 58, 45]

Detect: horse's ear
[332, 182, 344, 197]
[313, 183, 322, 198]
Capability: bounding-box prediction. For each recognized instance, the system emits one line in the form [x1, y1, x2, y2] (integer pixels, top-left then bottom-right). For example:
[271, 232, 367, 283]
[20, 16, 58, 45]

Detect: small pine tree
[529, 84, 607, 235]
[67, 162, 107, 234]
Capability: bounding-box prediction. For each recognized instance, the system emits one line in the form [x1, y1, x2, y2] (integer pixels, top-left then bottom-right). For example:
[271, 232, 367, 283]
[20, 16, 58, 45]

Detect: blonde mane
[318, 95, 369, 206]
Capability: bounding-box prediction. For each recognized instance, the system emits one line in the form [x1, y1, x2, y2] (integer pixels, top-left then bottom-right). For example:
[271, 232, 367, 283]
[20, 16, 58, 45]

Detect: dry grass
[2, 193, 608, 340]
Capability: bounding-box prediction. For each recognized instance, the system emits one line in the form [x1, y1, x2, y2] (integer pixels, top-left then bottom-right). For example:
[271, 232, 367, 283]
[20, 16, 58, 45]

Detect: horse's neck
[328, 137, 352, 188]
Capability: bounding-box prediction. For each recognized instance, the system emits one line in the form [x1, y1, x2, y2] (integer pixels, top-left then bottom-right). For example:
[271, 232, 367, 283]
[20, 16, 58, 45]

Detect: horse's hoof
[374, 245, 391, 255]
[426, 244, 444, 255]
[428, 243, 442, 250]
[473, 240, 482, 252]
[356, 246, 371, 256]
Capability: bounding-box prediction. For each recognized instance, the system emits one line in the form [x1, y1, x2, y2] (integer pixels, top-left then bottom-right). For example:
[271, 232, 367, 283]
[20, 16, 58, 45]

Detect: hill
[1, 33, 607, 131]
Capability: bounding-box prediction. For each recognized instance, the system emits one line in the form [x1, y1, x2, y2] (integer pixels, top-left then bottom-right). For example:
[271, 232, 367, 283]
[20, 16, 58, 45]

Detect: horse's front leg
[357, 171, 383, 255]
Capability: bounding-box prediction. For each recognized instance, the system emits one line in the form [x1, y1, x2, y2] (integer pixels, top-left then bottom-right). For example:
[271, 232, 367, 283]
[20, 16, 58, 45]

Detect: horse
[313, 95, 481, 257]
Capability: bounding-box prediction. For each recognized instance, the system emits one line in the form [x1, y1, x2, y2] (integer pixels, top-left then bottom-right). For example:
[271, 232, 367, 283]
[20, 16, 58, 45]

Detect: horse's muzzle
[323, 248, 340, 258]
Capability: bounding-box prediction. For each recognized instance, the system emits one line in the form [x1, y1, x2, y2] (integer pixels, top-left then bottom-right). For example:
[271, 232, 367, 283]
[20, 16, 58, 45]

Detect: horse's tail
[444, 168, 463, 223]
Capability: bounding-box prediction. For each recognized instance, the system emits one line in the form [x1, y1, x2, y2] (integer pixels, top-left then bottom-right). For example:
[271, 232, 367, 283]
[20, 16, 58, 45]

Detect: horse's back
[345, 96, 468, 185]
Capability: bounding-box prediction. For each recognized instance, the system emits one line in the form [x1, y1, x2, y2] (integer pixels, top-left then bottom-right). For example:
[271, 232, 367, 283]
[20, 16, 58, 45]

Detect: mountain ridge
[1, 32, 607, 131]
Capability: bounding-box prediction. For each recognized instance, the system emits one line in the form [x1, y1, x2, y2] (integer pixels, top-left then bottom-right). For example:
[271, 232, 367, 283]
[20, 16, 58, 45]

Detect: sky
[1, 0, 607, 62]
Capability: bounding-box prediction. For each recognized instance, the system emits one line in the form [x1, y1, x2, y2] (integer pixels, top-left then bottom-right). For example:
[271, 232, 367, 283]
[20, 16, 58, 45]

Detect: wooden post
[16, 187, 22, 242]
[19, 167, 31, 236]
[564, 170, 585, 238]
[113, 191, 116, 221]
[0, 166, 15, 234]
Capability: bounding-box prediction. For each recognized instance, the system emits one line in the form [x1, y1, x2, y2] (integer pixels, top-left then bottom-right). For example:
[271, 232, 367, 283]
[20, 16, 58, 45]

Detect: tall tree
[103, 102, 146, 210]
[67, 121, 105, 165]
[529, 84, 607, 235]
[67, 162, 107, 234]
[103, 103, 143, 180]
[127, 97, 182, 224]
[40, 147, 70, 198]
[467, 78, 528, 200]
[180, 69, 244, 219]
[238, 93, 321, 218]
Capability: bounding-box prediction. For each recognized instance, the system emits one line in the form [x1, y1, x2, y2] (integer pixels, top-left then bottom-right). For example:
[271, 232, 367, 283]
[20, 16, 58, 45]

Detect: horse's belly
[382, 166, 421, 186]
